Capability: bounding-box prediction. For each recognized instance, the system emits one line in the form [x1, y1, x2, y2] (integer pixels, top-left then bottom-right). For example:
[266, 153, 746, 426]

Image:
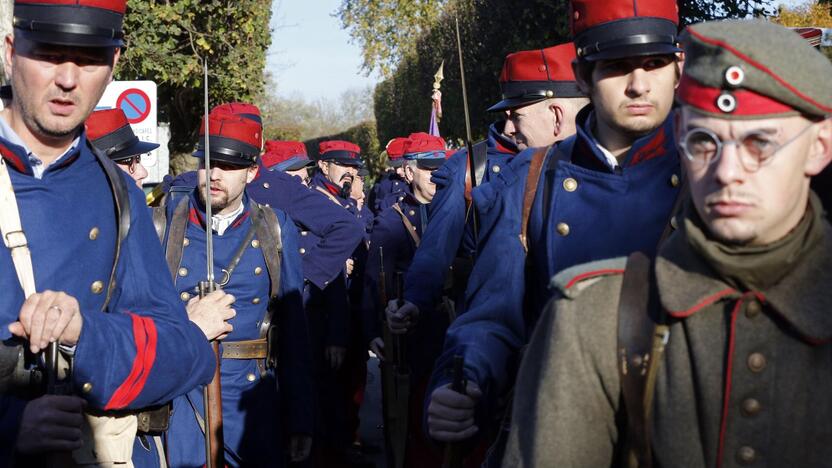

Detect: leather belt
[222, 339, 268, 360]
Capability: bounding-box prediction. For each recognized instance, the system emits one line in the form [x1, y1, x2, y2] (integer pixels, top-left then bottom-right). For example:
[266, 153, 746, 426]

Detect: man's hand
[186, 290, 236, 341]
[325, 346, 346, 370]
[427, 382, 482, 442]
[345, 258, 355, 276]
[15, 395, 85, 454]
[385, 300, 419, 335]
[369, 337, 385, 361]
[8, 291, 83, 353]
[288, 434, 312, 462]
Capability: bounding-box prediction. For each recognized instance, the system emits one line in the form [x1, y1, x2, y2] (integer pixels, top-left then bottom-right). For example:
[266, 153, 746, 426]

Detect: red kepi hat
[403, 133, 449, 169]
[13, 0, 126, 48]
[193, 114, 262, 167]
[488, 43, 585, 112]
[571, 0, 681, 61]
[86, 109, 159, 162]
[211, 102, 263, 125]
[385, 137, 410, 168]
[262, 140, 315, 172]
[319, 140, 363, 167]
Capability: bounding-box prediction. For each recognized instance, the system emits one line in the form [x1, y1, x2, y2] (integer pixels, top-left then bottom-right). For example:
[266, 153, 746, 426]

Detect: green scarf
[684, 192, 825, 292]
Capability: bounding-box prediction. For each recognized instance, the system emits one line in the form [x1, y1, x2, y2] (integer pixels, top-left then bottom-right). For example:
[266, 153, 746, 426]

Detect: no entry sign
[116, 88, 152, 124]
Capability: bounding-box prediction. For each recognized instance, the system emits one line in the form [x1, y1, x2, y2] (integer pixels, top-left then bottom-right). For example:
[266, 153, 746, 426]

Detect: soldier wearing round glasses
[502, 19, 832, 467]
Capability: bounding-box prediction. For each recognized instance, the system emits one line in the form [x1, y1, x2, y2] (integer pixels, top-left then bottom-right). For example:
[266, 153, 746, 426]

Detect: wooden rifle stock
[200, 281, 224, 468]
[443, 355, 467, 468]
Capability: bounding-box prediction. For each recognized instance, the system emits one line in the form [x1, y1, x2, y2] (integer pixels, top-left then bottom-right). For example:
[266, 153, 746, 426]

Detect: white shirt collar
[0, 117, 79, 179]
[212, 201, 245, 236]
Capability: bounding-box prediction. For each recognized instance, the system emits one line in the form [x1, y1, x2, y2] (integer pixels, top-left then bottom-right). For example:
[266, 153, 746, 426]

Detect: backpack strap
[91, 147, 131, 312]
[463, 140, 489, 206]
[251, 203, 283, 300]
[617, 252, 669, 468]
[162, 196, 190, 281]
[518, 146, 552, 253]
[391, 203, 421, 247]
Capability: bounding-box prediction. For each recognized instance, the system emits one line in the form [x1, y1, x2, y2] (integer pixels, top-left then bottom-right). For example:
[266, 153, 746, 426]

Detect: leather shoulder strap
[463, 140, 489, 206]
[252, 203, 283, 299]
[616, 252, 669, 468]
[0, 158, 36, 298]
[93, 148, 131, 312]
[164, 196, 190, 281]
[391, 203, 420, 247]
[518, 146, 553, 253]
[152, 205, 168, 243]
[315, 185, 345, 207]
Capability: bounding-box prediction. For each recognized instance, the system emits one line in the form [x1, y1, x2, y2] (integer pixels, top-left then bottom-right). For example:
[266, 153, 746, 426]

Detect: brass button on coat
[183, 238, 190, 247]
[90, 281, 104, 294]
[253, 297, 261, 305]
[246, 373, 256, 382]
[745, 301, 762, 319]
[254, 267, 263, 276]
[492, 165, 501, 174]
[301, 231, 309, 237]
[747, 353, 767, 373]
[178, 268, 188, 277]
[670, 217, 679, 230]
[736, 446, 756, 465]
[563, 178, 578, 192]
[670, 174, 680, 187]
[180, 292, 191, 302]
[251, 240, 260, 249]
[263, 183, 270, 189]
[556, 223, 570, 236]
[299, 248, 306, 255]
[408, 210, 416, 216]
[82, 382, 93, 394]
[88, 227, 99, 240]
[742, 398, 761, 417]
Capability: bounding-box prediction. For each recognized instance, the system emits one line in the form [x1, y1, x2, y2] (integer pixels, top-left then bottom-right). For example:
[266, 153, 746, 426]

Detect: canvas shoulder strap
[391, 202, 421, 247]
[91, 148, 131, 312]
[463, 140, 489, 206]
[0, 157, 36, 298]
[616, 252, 669, 468]
[160, 196, 190, 281]
[252, 203, 283, 300]
[518, 145, 552, 253]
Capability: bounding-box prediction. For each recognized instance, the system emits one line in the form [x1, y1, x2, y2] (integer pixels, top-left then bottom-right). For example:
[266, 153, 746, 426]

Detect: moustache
[704, 189, 758, 207]
[46, 91, 79, 105]
[619, 99, 658, 109]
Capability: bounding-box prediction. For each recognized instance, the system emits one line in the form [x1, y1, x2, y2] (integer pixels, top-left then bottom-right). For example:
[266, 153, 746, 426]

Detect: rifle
[455, 17, 478, 241]
[200, 57, 224, 468]
[378, 248, 409, 468]
[443, 355, 467, 468]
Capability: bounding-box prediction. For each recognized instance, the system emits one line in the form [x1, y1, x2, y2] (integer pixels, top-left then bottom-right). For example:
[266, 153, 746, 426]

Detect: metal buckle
[3, 230, 27, 249]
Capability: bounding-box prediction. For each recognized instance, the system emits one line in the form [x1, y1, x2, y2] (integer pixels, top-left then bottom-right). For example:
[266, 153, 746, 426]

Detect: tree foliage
[371, 0, 779, 145]
[118, 0, 273, 171]
[336, 0, 448, 77]
[773, 1, 832, 61]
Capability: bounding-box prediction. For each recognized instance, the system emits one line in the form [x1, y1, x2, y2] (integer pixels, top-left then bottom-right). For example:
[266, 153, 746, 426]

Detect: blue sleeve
[275, 212, 314, 436]
[72, 179, 215, 411]
[285, 182, 364, 289]
[403, 153, 468, 313]
[0, 396, 25, 465]
[427, 151, 533, 420]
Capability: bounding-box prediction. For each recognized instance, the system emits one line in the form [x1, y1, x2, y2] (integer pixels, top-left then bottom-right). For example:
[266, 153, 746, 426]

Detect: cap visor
[582, 43, 681, 62]
[387, 159, 404, 168]
[328, 158, 364, 167]
[487, 96, 547, 113]
[109, 141, 160, 161]
[15, 29, 123, 48]
[416, 159, 446, 170]
[192, 150, 255, 167]
[284, 159, 316, 171]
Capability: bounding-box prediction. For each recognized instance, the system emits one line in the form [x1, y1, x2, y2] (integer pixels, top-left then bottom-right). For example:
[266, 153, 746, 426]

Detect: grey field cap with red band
[677, 19, 832, 120]
[13, 0, 126, 48]
[570, 0, 681, 61]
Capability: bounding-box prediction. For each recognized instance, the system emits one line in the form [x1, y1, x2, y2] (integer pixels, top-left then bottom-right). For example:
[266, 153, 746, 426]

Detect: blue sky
[266, 0, 379, 101]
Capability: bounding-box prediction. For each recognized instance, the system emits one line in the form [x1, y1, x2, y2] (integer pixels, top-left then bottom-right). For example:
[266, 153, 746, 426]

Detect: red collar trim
[564, 268, 625, 290]
[665, 287, 737, 318]
[629, 125, 669, 166]
[0, 142, 28, 174]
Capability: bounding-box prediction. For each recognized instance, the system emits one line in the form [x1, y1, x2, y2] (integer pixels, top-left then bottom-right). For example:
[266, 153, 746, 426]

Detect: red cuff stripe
[104, 314, 158, 410]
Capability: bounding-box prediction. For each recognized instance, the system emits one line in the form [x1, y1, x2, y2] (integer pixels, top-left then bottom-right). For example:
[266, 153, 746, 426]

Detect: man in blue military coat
[363, 133, 450, 466]
[161, 113, 312, 467]
[389, 42, 587, 335]
[423, 0, 685, 460]
[369, 137, 411, 214]
[0, 0, 214, 465]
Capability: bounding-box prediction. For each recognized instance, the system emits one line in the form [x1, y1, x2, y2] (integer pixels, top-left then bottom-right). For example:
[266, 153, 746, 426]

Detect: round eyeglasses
[680, 123, 817, 172]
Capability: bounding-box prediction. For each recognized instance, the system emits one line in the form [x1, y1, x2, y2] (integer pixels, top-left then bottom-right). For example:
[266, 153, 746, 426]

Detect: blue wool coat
[163, 192, 311, 467]
[431, 107, 682, 419]
[0, 135, 214, 464]
[368, 171, 410, 214]
[403, 122, 519, 314]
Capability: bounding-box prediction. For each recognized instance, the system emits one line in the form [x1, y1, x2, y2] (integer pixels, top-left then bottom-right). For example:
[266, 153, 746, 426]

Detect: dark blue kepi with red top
[13, 0, 126, 47]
